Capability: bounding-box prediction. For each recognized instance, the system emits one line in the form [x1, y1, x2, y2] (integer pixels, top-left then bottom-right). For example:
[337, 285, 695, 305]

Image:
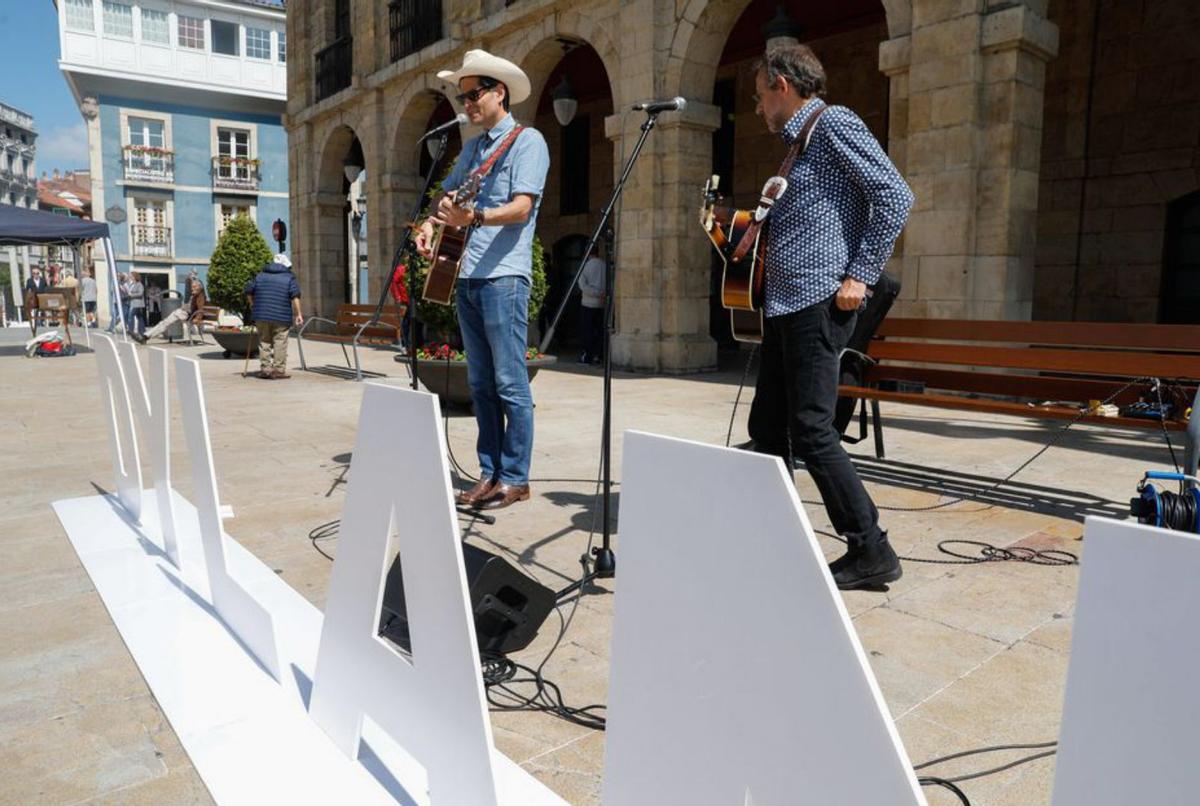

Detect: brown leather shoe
[271, 369, 291, 379]
[258, 369, 273, 379]
[476, 483, 531, 511]
[456, 477, 497, 506]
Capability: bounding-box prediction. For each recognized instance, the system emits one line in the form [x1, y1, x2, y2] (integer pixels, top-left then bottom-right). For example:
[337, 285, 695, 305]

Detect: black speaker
[378, 543, 555, 656]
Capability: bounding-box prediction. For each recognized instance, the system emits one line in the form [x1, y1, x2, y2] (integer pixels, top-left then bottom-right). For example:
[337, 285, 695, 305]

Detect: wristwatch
[472, 208, 485, 228]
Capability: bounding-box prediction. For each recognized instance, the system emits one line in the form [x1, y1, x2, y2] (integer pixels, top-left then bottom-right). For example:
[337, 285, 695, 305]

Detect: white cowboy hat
[437, 49, 531, 105]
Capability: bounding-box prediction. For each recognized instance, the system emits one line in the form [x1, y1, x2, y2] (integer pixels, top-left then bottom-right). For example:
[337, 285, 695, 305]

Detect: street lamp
[762, 4, 804, 50]
[552, 75, 578, 127]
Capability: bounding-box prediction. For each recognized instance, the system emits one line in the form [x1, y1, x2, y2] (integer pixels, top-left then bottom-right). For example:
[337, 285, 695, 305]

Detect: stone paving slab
[0, 329, 1172, 804]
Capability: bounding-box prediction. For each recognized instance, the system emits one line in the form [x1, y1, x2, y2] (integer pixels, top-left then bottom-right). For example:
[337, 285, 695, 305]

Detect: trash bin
[160, 290, 184, 341]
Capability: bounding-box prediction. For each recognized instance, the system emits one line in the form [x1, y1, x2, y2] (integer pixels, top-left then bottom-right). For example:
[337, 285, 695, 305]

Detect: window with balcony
[389, 0, 442, 63]
[212, 20, 239, 56]
[124, 116, 173, 183]
[219, 203, 252, 237]
[178, 15, 204, 49]
[213, 128, 258, 191]
[140, 8, 169, 44]
[133, 199, 170, 257]
[246, 27, 271, 60]
[315, 36, 352, 101]
[65, 0, 94, 32]
[101, 1, 133, 38]
[278, 30, 286, 63]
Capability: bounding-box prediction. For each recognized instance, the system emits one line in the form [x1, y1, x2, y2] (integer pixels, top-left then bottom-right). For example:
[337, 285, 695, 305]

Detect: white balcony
[132, 224, 172, 257]
[211, 156, 260, 192]
[60, 12, 286, 102]
[123, 146, 174, 184]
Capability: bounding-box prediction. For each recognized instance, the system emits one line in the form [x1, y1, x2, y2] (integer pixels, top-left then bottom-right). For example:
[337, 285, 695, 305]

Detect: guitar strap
[730, 104, 828, 265]
[468, 124, 526, 185]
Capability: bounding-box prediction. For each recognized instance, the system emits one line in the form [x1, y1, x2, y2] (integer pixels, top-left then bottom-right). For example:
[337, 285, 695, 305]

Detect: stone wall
[1034, 0, 1200, 322]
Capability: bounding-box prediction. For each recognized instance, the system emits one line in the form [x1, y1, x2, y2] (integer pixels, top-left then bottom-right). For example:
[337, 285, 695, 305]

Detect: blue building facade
[56, 0, 288, 319]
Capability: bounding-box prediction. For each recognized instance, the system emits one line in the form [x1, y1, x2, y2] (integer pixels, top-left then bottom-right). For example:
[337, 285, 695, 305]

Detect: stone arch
[310, 120, 369, 317]
[665, 0, 909, 103]
[506, 12, 621, 121]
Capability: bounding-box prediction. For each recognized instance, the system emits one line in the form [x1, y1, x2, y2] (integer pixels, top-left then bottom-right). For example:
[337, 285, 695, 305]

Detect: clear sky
[0, 2, 98, 175]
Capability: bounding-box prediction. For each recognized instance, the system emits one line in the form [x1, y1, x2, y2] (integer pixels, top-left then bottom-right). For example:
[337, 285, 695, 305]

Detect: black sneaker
[830, 540, 902, 591]
[131, 333, 148, 344]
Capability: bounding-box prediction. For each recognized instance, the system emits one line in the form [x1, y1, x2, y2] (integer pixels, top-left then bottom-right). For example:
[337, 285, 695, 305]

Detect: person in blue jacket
[244, 254, 303, 379]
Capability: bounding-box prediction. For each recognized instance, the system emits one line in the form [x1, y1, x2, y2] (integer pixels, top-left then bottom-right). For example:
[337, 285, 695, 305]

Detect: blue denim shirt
[763, 99, 914, 318]
[442, 113, 550, 281]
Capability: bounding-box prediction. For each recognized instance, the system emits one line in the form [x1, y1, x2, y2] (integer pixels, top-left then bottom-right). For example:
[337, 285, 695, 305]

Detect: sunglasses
[455, 85, 496, 105]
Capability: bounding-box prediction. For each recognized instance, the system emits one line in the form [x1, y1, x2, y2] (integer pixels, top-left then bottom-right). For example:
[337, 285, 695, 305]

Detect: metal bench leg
[339, 342, 351, 370]
[871, 399, 885, 460]
[351, 341, 362, 382]
[297, 334, 307, 371]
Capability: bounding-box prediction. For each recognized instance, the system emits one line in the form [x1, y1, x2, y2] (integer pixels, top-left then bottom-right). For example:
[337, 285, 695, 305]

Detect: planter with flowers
[398, 344, 556, 407]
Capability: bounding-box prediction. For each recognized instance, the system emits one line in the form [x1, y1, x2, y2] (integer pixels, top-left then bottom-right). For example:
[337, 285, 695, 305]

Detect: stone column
[973, 4, 1058, 319]
[879, 34, 914, 306]
[604, 0, 718, 373]
[900, 0, 1057, 319]
[605, 102, 720, 373]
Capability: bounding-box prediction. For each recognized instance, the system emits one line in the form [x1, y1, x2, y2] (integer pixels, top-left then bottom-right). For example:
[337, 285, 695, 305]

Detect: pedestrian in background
[577, 243, 605, 365]
[244, 253, 303, 379]
[127, 271, 146, 336]
[81, 268, 97, 328]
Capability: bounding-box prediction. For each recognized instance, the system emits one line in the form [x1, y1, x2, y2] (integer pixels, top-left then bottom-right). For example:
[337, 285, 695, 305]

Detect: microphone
[418, 113, 468, 141]
[632, 97, 687, 114]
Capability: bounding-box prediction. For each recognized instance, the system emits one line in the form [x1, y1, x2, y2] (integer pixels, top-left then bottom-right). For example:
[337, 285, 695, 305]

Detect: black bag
[835, 271, 901, 438]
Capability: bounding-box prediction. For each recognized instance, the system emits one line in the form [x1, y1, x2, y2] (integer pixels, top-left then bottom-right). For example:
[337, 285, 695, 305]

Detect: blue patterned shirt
[442, 113, 550, 281]
[763, 99, 914, 318]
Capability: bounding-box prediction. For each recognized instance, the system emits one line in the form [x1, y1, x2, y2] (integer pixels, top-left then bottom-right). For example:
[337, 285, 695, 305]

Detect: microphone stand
[373, 130, 495, 525]
[541, 109, 666, 599]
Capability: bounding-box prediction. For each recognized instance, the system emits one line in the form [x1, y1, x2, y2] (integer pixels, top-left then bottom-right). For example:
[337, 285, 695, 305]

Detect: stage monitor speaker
[379, 542, 555, 656]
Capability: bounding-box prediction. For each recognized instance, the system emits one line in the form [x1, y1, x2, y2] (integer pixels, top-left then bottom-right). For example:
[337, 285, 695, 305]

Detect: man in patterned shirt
[747, 44, 914, 590]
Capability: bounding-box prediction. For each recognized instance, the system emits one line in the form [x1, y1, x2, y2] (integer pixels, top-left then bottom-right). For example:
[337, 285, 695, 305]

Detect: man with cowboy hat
[416, 49, 550, 511]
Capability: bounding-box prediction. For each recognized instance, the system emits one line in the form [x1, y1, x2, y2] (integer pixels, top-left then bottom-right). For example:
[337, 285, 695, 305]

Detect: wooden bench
[838, 318, 1200, 463]
[296, 303, 406, 381]
[169, 304, 222, 345]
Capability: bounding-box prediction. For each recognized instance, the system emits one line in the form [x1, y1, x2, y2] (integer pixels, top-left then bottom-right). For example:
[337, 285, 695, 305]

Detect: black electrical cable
[916, 740, 1059, 784]
[918, 776, 970, 804]
[478, 444, 609, 731]
[726, 344, 759, 447]
[815, 528, 1077, 566]
[874, 374, 1155, 513]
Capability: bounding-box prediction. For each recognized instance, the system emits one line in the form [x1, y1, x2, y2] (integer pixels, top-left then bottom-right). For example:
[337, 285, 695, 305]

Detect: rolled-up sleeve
[825, 110, 914, 286]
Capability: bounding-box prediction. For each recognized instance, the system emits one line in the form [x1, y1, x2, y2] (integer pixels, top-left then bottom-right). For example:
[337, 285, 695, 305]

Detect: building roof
[37, 172, 92, 217]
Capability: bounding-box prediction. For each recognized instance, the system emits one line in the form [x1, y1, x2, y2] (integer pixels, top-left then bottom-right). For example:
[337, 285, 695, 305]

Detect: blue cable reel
[1131, 471, 1200, 534]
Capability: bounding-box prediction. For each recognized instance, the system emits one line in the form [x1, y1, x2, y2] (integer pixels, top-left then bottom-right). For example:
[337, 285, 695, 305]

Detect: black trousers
[579, 305, 604, 360]
[748, 295, 884, 550]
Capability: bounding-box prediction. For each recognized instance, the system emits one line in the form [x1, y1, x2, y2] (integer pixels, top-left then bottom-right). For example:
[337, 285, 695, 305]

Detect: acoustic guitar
[421, 170, 484, 305]
[699, 173, 784, 343]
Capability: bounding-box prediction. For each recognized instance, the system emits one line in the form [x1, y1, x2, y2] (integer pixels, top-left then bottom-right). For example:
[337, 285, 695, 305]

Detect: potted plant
[395, 174, 556, 406]
[206, 213, 272, 358]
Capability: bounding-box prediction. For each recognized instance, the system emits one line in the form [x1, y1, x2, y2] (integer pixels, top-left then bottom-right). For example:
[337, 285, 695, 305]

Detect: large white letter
[309, 384, 501, 804]
[174, 355, 280, 680]
[93, 334, 142, 521]
[604, 431, 924, 805]
[118, 342, 180, 567]
[1053, 517, 1200, 805]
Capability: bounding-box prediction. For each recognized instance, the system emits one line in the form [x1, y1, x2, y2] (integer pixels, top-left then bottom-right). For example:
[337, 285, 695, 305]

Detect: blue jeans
[456, 276, 533, 485]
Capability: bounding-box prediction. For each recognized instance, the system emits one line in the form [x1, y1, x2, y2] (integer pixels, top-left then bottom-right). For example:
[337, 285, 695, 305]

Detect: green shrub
[207, 214, 272, 324]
